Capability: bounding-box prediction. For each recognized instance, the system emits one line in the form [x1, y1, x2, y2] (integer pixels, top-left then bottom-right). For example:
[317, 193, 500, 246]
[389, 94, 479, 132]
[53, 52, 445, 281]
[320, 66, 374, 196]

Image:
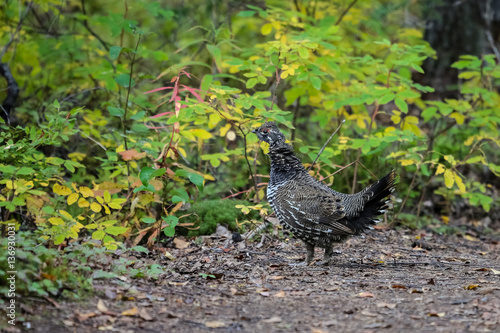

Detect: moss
[176, 199, 261, 237]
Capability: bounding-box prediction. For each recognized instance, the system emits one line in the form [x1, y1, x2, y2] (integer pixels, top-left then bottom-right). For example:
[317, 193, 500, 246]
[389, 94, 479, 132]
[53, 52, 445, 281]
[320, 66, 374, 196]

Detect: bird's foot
[289, 261, 311, 267]
[315, 259, 331, 266]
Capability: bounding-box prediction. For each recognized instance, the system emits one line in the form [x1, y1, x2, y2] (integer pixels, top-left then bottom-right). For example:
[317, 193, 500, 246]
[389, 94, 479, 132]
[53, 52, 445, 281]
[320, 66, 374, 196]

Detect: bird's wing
[273, 178, 354, 236]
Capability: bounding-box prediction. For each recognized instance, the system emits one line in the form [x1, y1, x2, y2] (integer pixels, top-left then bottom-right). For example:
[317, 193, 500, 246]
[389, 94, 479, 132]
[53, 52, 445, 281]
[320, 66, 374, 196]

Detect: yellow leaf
[67, 193, 79, 205]
[78, 197, 90, 208]
[435, 164, 445, 175]
[391, 115, 401, 124]
[399, 159, 414, 166]
[190, 128, 212, 139]
[220, 123, 231, 137]
[280, 71, 289, 79]
[405, 116, 419, 124]
[464, 284, 480, 290]
[90, 202, 102, 213]
[53, 184, 72, 196]
[59, 210, 73, 220]
[111, 198, 127, 205]
[454, 173, 466, 193]
[48, 217, 64, 225]
[261, 23, 273, 35]
[103, 204, 111, 215]
[108, 202, 122, 210]
[464, 234, 479, 242]
[79, 186, 94, 198]
[96, 196, 104, 204]
[464, 136, 474, 146]
[444, 169, 454, 188]
[122, 307, 138, 316]
[450, 112, 465, 125]
[204, 174, 215, 181]
[104, 190, 111, 203]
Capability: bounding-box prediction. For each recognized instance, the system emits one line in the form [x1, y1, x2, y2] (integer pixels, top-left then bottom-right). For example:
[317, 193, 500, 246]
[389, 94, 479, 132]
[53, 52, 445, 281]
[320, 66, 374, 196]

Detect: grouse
[253, 122, 397, 265]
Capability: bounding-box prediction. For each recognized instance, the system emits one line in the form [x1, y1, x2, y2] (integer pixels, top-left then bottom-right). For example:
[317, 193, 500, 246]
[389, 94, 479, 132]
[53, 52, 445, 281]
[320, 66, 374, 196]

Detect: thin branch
[80, 0, 109, 51]
[237, 124, 261, 203]
[335, 0, 358, 25]
[321, 160, 357, 181]
[306, 119, 345, 172]
[0, 2, 32, 61]
[214, 106, 260, 203]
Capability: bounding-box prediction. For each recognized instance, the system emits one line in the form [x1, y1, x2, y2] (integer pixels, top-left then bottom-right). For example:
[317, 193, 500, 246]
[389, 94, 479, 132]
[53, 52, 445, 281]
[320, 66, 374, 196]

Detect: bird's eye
[261, 128, 270, 134]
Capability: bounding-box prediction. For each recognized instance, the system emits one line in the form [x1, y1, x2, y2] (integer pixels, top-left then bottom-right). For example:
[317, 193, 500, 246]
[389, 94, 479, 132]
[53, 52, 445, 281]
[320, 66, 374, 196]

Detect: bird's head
[252, 122, 286, 147]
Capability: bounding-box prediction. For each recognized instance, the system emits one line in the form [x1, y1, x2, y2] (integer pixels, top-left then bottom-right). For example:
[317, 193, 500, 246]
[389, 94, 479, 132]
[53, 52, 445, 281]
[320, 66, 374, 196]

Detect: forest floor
[8, 227, 500, 333]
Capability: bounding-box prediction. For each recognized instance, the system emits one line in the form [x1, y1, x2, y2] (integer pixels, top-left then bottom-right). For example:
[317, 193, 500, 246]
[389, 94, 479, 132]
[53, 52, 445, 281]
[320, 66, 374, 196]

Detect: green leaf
[206, 44, 222, 71]
[150, 168, 166, 179]
[310, 76, 321, 90]
[298, 47, 310, 59]
[188, 173, 204, 191]
[141, 217, 156, 224]
[246, 78, 258, 88]
[394, 98, 408, 113]
[53, 99, 60, 110]
[64, 160, 75, 173]
[109, 46, 123, 60]
[115, 74, 135, 88]
[378, 93, 395, 105]
[16, 167, 35, 175]
[108, 106, 124, 117]
[139, 167, 156, 185]
[0, 165, 17, 174]
[92, 230, 106, 240]
[162, 216, 178, 237]
[130, 246, 149, 254]
[238, 10, 255, 17]
[130, 111, 146, 120]
[105, 226, 129, 236]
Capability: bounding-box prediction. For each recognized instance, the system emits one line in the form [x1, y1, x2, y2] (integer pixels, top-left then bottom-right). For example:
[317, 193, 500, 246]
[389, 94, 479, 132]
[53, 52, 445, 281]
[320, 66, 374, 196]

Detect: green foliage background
[0, 0, 499, 297]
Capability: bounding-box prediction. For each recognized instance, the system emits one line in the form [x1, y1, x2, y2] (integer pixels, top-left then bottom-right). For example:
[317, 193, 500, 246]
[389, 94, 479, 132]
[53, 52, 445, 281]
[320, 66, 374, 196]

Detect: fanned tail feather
[359, 170, 398, 226]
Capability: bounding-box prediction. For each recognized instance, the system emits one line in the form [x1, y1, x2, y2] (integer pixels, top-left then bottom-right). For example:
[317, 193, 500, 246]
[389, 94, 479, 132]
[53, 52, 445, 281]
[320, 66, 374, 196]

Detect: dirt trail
[14, 229, 500, 332]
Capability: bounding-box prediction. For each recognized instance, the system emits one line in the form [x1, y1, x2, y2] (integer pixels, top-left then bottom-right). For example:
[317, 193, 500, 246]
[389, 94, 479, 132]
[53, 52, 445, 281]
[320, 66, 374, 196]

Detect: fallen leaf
[165, 251, 175, 260]
[76, 312, 97, 322]
[205, 321, 226, 328]
[168, 281, 189, 286]
[358, 292, 374, 298]
[173, 237, 190, 249]
[465, 284, 480, 290]
[97, 299, 108, 312]
[262, 316, 282, 323]
[122, 307, 139, 316]
[273, 290, 286, 297]
[464, 234, 479, 242]
[138, 308, 153, 321]
[491, 268, 500, 275]
[62, 320, 75, 327]
[260, 292, 270, 297]
[311, 329, 328, 333]
[376, 302, 397, 309]
[392, 284, 407, 289]
[268, 276, 285, 280]
[428, 312, 445, 317]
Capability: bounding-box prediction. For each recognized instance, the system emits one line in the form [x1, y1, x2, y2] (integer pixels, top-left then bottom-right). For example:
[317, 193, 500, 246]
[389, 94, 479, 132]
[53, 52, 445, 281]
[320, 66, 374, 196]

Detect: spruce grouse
[253, 122, 397, 265]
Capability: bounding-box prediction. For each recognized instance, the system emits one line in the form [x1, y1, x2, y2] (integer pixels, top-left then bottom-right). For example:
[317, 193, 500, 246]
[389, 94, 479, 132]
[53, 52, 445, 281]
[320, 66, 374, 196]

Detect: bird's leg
[315, 245, 334, 265]
[289, 242, 315, 266]
[304, 242, 315, 265]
